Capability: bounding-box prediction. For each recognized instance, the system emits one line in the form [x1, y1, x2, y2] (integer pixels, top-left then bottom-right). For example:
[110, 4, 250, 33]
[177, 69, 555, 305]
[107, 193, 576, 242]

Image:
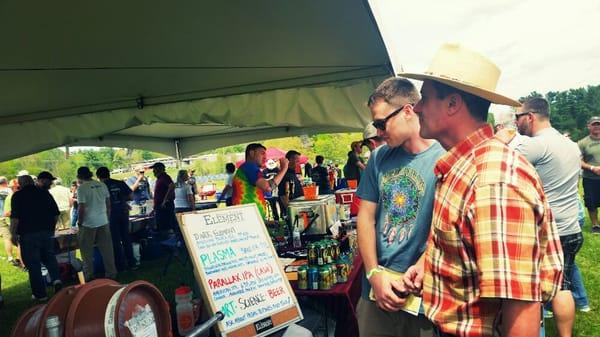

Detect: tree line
[3, 83, 598, 181]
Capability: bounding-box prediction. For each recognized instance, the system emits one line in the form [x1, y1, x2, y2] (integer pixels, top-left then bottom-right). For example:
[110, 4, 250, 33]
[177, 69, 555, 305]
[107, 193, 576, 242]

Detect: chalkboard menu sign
[181, 204, 303, 337]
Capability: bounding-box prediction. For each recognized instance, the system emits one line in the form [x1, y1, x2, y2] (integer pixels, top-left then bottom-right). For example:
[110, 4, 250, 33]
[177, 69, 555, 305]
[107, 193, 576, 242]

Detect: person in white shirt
[76, 166, 117, 280]
[174, 170, 195, 213]
[49, 178, 72, 230]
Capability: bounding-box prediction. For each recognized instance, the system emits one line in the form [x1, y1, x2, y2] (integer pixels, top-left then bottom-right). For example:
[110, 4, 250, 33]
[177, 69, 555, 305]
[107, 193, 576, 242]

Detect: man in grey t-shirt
[515, 97, 581, 337]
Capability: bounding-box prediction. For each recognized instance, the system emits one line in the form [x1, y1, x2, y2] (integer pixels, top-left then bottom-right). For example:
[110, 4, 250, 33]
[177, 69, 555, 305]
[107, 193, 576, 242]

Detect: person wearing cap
[512, 97, 582, 336]
[96, 167, 136, 272]
[49, 178, 72, 230]
[76, 166, 117, 281]
[401, 44, 563, 337]
[578, 116, 600, 233]
[126, 166, 153, 206]
[10, 174, 62, 301]
[362, 123, 385, 152]
[149, 162, 178, 232]
[343, 141, 366, 183]
[231, 143, 288, 219]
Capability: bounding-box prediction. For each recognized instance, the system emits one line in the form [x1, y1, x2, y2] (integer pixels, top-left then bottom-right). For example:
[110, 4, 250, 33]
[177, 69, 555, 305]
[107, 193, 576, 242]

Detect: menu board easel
[180, 204, 303, 337]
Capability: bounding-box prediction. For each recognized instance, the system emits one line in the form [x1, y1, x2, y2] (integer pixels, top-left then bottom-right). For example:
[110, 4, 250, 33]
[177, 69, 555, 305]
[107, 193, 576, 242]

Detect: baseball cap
[76, 167, 93, 179]
[363, 123, 378, 140]
[589, 116, 600, 124]
[149, 162, 165, 170]
[37, 171, 57, 181]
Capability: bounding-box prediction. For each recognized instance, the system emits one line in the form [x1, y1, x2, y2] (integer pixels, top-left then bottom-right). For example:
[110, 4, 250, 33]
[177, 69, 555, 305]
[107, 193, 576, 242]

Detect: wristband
[366, 266, 384, 280]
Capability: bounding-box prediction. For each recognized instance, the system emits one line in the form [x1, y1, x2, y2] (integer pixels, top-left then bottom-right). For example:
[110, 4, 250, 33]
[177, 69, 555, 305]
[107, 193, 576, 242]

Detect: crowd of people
[352, 44, 600, 337]
[0, 162, 205, 305]
[1, 43, 599, 337]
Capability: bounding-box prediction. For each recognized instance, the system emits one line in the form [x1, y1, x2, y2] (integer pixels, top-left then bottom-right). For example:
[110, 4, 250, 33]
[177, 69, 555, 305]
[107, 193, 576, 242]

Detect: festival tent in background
[0, 0, 393, 162]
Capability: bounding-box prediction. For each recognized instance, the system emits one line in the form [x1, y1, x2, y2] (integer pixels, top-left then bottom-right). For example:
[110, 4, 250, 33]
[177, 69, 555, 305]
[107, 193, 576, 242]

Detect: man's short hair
[523, 97, 550, 119]
[96, 166, 110, 179]
[245, 143, 266, 158]
[431, 80, 491, 122]
[367, 77, 421, 108]
[0, 176, 7, 185]
[225, 163, 236, 173]
[286, 150, 301, 160]
[17, 175, 34, 188]
[315, 155, 324, 164]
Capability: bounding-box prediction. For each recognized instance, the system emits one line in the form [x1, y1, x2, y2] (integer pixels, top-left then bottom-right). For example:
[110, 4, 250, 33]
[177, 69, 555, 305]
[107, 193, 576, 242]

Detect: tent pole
[175, 139, 182, 168]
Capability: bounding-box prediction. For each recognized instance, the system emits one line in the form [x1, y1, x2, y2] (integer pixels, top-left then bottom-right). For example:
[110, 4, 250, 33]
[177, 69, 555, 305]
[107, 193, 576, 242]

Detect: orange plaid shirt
[423, 125, 563, 337]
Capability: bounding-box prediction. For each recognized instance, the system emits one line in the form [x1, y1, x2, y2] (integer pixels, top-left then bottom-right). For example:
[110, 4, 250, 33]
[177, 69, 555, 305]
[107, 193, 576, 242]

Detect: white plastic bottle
[292, 224, 302, 248]
[175, 286, 195, 335]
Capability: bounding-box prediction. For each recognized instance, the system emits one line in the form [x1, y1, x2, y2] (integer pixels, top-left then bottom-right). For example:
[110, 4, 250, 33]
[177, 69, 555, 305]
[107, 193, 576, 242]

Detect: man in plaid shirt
[400, 44, 564, 337]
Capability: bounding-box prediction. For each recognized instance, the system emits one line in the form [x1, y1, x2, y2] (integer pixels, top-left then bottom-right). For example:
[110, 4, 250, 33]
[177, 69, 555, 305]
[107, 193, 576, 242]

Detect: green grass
[1, 217, 600, 336]
[0, 243, 197, 336]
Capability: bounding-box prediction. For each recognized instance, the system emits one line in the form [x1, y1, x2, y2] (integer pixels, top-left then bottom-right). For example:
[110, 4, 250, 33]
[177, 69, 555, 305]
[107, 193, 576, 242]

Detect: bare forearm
[357, 202, 378, 272]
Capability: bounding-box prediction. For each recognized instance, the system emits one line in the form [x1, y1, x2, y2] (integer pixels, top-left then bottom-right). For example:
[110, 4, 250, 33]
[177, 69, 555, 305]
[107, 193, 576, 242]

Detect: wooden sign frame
[180, 204, 303, 337]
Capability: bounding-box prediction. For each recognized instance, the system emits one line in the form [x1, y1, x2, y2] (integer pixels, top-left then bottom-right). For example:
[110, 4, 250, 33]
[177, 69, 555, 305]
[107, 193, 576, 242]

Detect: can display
[297, 266, 308, 290]
[308, 267, 319, 290]
[318, 266, 331, 290]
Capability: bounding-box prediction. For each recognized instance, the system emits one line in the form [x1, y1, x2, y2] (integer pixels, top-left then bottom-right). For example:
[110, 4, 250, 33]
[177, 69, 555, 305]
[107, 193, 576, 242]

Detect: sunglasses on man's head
[372, 104, 411, 131]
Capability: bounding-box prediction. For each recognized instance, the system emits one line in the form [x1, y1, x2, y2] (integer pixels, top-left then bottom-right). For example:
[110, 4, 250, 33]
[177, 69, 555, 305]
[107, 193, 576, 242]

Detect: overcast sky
[369, 0, 600, 111]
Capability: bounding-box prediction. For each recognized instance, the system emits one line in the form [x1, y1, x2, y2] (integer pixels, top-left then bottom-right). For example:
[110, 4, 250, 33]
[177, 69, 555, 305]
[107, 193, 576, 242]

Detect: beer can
[297, 265, 308, 290]
[308, 267, 319, 290]
[325, 242, 333, 264]
[336, 260, 348, 283]
[307, 243, 318, 266]
[332, 241, 340, 261]
[319, 266, 331, 290]
[317, 243, 325, 266]
[328, 264, 337, 284]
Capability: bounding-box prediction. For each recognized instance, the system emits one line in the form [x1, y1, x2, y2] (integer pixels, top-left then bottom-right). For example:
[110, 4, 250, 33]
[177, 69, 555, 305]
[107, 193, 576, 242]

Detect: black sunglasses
[372, 105, 410, 131]
[514, 111, 532, 120]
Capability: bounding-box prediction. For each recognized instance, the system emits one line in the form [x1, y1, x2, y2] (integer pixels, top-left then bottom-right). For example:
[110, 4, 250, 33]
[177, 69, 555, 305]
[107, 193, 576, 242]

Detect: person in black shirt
[311, 155, 331, 194]
[278, 150, 304, 218]
[96, 167, 136, 271]
[10, 173, 61, 301]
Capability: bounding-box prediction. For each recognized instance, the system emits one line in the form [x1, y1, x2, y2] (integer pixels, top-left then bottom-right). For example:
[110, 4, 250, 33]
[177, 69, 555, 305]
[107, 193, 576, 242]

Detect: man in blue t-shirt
[126, 166, 152, 205]
[356, 77, 444, 337]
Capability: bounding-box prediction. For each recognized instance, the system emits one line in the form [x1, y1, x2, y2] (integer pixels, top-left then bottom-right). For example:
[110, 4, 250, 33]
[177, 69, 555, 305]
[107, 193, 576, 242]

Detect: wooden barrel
[11, 279, 172, 337]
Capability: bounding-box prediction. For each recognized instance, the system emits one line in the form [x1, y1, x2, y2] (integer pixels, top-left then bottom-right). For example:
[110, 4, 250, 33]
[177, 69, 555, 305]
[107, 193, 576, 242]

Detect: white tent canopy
[0, 1, 392, 161]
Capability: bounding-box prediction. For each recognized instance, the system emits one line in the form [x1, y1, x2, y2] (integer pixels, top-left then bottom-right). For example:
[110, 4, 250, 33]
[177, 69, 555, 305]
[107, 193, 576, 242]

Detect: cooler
[287, 195, 337, 235]
[335, 188, 360, 216]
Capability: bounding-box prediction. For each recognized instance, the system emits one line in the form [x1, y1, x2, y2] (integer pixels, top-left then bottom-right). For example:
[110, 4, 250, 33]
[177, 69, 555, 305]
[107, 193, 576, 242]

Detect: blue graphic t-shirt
[356, 141, 445, 298]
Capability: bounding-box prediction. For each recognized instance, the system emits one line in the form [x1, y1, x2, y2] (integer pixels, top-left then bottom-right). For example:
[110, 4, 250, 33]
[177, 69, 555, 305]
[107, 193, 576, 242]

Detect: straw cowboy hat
[400, 43, 521, 107]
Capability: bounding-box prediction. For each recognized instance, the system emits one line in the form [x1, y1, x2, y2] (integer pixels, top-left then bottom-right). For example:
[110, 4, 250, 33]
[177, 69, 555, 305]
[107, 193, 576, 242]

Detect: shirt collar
[434, 124, 494, 179]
